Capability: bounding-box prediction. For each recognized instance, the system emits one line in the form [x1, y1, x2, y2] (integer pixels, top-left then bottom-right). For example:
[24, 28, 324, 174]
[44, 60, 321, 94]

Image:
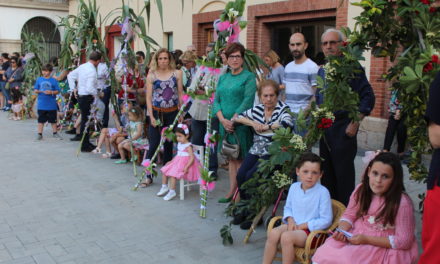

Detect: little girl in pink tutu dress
[312, 152, 418, 264]
[157, 124, 201, 201]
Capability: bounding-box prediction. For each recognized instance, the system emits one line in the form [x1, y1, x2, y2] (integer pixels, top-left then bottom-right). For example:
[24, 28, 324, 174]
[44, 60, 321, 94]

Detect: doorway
[270, 20, 335, 66]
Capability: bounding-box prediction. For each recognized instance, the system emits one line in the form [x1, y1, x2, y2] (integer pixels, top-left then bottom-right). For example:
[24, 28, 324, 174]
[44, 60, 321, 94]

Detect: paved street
[0, 111, 423, 264]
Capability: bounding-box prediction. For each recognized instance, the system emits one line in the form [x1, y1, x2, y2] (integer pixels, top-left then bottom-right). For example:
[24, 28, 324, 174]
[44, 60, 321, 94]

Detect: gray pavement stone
[31, 253, 56, 264]
[0, 112, 424, 263]
[0, 256, 36, 264]
[0, 249, 12, 262]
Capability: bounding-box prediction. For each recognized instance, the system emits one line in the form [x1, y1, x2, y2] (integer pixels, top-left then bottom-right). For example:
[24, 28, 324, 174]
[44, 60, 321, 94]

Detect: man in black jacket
[316, 29, 376, 206]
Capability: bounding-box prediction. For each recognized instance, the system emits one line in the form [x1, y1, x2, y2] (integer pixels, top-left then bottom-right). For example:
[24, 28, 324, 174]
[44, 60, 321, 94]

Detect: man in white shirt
[283, 33, 319, 135]
[97, 55, 110, 128]
[67, 51, 101, 152]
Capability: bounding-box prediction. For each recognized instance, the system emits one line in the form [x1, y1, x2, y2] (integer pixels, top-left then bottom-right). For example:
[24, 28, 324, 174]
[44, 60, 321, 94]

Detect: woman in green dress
[213, 43, 256, 203]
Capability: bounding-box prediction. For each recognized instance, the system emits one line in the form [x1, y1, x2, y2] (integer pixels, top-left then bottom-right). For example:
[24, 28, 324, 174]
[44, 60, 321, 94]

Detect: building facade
[0, 0, 68, 58]
[68, 0, 392, 150]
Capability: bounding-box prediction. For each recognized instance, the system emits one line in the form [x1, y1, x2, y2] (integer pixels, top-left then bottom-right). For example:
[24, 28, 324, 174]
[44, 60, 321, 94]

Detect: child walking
[156, 124, 201, 201]
[312, 152, 418, 264]
[34, 64, 61, 140]
[114, 106, 145, 164]
[262, 152, 333, 264]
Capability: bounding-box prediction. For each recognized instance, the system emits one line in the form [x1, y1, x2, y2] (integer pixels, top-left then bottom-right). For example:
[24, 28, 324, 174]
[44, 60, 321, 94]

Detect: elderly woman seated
[232, 79, 294, 229]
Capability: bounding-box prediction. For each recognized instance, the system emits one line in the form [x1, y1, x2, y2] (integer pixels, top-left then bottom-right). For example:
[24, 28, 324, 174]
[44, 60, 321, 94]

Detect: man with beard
[283, 33, 319, 134]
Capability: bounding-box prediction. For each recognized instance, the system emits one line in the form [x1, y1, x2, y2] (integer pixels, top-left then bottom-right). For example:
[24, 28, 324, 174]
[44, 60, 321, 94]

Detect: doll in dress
[157, 123, 201, 201]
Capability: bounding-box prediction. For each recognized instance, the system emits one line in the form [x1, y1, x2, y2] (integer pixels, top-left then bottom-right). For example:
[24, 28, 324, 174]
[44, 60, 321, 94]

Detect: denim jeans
[0, 82, 11, 107]
[236, 153, 270, 200]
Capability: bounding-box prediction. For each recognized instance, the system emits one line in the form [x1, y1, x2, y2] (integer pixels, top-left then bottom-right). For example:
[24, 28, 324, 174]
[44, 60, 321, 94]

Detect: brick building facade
[192, 0, 390, 121]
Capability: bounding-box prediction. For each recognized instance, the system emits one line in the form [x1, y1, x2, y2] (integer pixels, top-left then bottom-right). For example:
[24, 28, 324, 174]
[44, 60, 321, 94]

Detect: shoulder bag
[221, 132, 240, 160]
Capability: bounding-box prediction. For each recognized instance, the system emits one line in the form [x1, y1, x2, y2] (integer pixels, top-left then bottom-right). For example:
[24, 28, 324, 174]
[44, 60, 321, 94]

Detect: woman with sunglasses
[3, 57, 24, 111]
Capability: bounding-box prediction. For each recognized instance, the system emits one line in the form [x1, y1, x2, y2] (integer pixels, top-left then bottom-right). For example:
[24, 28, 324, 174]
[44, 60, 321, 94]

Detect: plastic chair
[266, 199, 346, 264]
[179, 145, 203, 200]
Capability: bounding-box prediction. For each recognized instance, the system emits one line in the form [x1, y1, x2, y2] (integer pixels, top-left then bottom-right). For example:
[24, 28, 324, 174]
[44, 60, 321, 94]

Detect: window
[21, 17, 61, 60]
[165, 32, 173, 51]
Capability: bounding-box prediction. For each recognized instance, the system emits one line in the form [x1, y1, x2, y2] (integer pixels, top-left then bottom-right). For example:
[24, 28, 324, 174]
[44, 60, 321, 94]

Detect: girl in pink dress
[312, 152, 419, 264]
[157, 124, 201, 201]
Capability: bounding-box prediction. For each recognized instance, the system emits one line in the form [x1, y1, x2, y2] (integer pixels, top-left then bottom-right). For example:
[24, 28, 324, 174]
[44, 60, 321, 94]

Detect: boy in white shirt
[262, 152, 333, 264]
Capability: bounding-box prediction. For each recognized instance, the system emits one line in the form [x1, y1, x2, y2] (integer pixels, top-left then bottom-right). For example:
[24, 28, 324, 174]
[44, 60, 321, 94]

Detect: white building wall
[0, 7, 67, 53]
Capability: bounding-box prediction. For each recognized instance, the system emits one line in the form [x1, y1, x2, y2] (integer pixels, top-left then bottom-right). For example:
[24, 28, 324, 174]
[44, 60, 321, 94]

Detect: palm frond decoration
[21, 30, 45, 118]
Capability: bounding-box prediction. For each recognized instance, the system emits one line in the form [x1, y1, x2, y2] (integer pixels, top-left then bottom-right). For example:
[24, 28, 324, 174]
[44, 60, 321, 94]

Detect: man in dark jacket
[316, 29, 375, 206]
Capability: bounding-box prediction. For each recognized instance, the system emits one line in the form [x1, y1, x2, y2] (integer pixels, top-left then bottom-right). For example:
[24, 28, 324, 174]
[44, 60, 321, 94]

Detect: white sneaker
[156, 186, 169, 196]
[163, 190, 176, 201]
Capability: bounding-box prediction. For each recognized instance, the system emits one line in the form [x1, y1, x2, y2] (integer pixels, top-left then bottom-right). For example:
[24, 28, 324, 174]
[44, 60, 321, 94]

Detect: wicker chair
[266, 199, 346, 264]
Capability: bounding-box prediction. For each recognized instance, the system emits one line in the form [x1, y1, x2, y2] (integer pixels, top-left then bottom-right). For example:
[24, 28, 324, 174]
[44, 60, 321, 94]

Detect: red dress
[118, 73, 145, 100]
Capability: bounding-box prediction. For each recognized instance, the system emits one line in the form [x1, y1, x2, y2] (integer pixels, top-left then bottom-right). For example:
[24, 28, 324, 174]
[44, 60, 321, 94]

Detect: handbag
[5, 68, 19, 90]
[221, 132, 240, 160]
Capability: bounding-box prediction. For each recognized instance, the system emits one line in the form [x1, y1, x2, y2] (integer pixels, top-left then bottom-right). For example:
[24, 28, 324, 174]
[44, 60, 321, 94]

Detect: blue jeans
[236, 153, 270, 200]
[0, 82, 10, 107]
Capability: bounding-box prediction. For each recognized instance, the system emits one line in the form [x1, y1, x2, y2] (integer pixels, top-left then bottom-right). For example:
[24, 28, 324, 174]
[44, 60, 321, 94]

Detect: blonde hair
[180, 50, 198, 62]
[264, 50, 280, 65]
[149, 48, 176, 72]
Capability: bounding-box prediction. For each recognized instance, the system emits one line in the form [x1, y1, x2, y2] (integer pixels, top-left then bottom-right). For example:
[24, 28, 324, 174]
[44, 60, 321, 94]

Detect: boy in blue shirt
[262, 152, 333, 264]
[34, 64, 61, 140]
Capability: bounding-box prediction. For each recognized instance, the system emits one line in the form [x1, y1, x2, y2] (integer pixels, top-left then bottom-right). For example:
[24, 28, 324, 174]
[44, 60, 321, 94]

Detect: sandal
[102, 152, 112, 158]
[114, 159, 128, 164]
[92, 148, 101, 154]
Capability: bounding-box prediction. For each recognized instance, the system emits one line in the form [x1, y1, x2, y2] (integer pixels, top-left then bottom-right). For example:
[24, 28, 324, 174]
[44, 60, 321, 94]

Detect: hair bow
[177, 123, 189, 135]
[362, 150, 381, 165]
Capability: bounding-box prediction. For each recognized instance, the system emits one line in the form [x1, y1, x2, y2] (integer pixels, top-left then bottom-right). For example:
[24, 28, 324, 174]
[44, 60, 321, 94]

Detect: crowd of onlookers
[1, 27, 439, 263]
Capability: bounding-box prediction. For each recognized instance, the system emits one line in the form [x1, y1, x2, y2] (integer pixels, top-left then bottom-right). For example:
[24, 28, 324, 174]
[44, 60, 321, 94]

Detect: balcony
[0, 0, 69, 11]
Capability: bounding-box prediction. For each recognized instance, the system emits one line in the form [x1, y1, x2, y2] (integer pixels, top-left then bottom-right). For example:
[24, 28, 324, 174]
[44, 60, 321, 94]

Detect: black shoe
[81, 145, 95, 152]
[239, 218, 263, 230]
[110, 153, 121, 159]
[209, 172, 218, 181]
[70, 135, 82, 141]
[232, 212, 247, 225]
[88, 143, 96, 149]
[65, 128, 76, 135]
